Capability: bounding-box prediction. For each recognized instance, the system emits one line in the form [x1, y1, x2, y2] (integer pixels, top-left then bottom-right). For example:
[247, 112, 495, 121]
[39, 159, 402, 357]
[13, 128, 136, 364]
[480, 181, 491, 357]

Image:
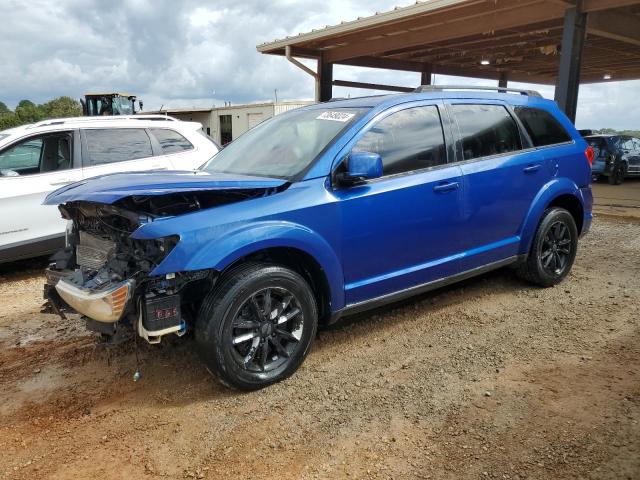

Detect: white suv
[0, 115, 219, 263]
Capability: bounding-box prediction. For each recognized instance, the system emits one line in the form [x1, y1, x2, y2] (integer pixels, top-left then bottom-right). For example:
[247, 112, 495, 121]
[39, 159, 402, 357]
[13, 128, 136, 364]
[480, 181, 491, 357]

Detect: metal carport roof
[257, 0, 640, 119]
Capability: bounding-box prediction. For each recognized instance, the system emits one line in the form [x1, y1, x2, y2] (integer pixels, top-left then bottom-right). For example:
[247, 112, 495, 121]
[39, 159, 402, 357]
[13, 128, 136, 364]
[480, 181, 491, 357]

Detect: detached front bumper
[55, 278, 134, 323]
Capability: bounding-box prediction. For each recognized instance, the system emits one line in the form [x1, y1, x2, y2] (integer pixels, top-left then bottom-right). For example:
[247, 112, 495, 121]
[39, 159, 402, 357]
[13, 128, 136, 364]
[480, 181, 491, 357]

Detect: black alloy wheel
[540, 221, 572, 276]
[196, 263, 317, 390]
[516, 207, 578, 287]
[229, 287, 304, 373]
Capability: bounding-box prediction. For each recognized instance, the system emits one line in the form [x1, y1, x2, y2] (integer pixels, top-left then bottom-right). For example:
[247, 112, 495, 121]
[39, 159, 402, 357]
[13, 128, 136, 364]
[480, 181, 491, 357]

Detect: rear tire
[195, 263, 318, 391]
[516, 208, 578, 287]
[608, 163, 625, 185]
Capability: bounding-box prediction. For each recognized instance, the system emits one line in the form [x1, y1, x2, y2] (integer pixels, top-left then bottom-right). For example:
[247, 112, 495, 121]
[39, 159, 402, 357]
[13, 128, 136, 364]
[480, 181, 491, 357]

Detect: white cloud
[0, 0, 638, 130]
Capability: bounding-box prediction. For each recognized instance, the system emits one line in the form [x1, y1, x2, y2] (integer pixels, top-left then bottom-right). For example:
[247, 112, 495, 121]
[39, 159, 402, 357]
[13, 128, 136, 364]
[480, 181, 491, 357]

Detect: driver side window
[352, 105, 447, 176]
[0, 134, 72, 177]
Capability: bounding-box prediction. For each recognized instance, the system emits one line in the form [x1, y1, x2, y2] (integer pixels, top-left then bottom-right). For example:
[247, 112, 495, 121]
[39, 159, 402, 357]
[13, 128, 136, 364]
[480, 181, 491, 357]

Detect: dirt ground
[592, 177, 640, 220]
[1, 215, 639, 480]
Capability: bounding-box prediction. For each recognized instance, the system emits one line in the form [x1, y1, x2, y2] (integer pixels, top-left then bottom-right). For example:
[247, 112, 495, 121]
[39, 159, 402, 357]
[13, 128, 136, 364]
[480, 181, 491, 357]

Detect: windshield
[202, 107, 366, 179]
[113, 96, 134, 115]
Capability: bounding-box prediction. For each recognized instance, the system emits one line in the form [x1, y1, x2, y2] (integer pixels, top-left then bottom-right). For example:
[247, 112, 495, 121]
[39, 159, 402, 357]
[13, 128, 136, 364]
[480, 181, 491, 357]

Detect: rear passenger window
[513, 106, 572, 147]
[150, 129, 194, 154]
[352, 105, 446, 176]
[84, 129, 153, 166]
[451, 104, 522, 160]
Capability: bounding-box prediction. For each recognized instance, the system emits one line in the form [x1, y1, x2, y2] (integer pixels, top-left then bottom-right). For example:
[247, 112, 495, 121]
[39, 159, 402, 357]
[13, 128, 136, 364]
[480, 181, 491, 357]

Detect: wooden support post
[319, 56, 333, 102]
[421, 63, 433, 85]
[498, 72, 509, 89]
[554, 2, 587, 123]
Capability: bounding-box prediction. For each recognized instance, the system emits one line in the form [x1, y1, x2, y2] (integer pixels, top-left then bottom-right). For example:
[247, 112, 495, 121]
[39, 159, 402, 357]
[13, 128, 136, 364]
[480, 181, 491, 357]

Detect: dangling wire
[133, 306, 142, 382]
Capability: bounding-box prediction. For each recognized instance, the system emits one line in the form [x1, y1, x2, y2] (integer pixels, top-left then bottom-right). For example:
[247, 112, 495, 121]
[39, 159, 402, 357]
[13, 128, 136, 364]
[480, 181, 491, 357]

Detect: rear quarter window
[150, 128, 194, 154]
[513, 107, 572, 147]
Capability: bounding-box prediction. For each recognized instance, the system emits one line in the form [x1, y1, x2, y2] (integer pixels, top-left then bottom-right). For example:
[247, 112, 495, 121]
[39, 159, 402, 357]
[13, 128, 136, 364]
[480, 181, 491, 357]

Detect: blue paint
[45, 90, 592, 315]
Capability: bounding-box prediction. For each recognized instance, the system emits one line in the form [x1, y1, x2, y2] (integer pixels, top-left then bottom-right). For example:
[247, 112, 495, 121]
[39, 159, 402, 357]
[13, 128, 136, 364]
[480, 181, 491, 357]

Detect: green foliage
[0, 113, 20, 131]
[0, 96, 83, 131]
[14, 99, 43, 124]
[594, 128, 640, 137]
[41, 96, 82, 119]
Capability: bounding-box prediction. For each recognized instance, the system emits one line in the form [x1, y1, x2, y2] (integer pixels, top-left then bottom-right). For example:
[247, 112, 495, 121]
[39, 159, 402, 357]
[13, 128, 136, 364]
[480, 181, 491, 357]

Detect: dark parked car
[586, 134, 640, 185]
[44, 86, 593, 390]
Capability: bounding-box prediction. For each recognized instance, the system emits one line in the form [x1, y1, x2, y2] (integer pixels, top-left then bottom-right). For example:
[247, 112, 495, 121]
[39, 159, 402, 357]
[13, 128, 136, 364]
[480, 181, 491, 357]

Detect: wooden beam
[324, 1, 567, 63]
[582, 0, 640, 13]
[587, 10, 640, 47]
[394, 30, 564, 61]
[334, 56, 426, 72]
[332, 80, 415, 93]
[308, 0, 528, 49]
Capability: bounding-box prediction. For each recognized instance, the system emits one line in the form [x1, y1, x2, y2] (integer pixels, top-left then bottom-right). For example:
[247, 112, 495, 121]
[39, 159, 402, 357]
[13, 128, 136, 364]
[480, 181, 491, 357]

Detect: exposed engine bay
[44, 188, 279, 344]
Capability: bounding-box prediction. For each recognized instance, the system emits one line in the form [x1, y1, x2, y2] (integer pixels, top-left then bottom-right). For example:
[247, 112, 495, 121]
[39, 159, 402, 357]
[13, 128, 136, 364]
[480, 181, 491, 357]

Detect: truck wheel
[196, 263, 318, 391]
[516, 208, 578, 287]
[608, 164, 625, 185]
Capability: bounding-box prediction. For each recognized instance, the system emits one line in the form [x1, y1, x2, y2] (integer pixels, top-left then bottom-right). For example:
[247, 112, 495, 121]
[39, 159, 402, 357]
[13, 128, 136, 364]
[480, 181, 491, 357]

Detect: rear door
[446, 102, 556, 269]
[80, 127, 165, 179]
[0, 130, 81, 259]
[148, 127, 202, 170]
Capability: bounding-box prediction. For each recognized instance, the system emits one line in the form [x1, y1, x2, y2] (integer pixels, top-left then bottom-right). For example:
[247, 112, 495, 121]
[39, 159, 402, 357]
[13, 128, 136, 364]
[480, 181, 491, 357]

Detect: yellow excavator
[81, 93, 143, 116]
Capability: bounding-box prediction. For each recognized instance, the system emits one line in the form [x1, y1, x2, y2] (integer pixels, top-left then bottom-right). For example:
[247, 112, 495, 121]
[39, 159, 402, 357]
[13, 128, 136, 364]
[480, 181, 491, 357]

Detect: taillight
[585, 146, 595, 167]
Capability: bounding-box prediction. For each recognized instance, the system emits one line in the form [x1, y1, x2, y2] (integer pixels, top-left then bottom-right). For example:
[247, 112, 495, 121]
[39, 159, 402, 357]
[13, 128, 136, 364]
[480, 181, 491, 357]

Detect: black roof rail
[414, 85, 542, 97]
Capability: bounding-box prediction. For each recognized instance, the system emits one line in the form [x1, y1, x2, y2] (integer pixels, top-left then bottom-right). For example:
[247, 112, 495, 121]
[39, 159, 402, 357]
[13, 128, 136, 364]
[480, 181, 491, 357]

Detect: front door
[334, 103, 465, 305]
[0, 131, 81, 259]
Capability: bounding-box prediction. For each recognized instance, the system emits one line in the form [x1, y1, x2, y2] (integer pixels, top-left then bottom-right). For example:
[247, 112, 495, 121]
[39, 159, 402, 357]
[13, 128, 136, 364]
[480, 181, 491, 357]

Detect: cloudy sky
[1, 0, 639, 130]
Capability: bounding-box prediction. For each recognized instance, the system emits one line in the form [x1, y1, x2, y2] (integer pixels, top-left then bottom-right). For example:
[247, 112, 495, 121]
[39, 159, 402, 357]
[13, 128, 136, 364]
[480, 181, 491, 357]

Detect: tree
[14, 100, 43, 124]
[42, 96, 82, 119]
[0, 101, 10, 116]
[0, 113, 19, 131]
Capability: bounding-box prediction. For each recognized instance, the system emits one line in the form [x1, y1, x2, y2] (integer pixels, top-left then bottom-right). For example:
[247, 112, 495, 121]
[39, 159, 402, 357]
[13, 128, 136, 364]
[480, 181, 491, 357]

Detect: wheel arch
[175, 221, 345, 316]
[221, 247, 334, 325]
[519, 179, 586, 256]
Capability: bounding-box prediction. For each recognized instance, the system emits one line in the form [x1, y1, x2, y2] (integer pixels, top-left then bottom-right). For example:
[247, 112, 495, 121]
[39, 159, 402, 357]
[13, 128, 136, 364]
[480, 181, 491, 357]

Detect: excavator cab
[81, 93, 142, 116]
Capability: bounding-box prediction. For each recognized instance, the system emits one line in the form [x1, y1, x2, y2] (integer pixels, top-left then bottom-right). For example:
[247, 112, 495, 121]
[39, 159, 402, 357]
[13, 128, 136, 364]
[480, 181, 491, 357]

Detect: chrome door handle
[433, 181, 460, 193]
[50, 179, 74, 186]
[524, 164, 541, 173]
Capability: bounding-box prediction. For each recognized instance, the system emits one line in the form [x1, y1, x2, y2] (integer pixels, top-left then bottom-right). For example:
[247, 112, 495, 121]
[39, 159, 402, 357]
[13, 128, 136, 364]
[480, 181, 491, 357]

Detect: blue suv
[44, 86, 593, 390]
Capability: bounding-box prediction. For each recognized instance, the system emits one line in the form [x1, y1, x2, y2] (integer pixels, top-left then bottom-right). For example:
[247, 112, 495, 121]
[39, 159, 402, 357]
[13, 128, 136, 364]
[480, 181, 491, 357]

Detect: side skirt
[0, 234, 65, 264]
[329, 255, 526, 324]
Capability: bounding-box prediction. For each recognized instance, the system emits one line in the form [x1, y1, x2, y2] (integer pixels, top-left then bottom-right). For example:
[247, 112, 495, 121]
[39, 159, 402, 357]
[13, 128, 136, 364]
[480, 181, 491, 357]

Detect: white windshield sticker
[316, 111, 355, 122]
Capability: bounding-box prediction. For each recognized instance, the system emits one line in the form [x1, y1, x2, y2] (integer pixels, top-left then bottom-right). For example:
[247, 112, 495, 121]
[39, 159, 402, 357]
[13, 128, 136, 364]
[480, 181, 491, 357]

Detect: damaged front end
[45, 200, 215, 344]
[42, 170, 289, 345]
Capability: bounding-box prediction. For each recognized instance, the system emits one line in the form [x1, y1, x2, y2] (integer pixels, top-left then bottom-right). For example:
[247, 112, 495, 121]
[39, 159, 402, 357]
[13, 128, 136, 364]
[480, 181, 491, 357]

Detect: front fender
[150, 220, 346, 311]
[518, 177, 584, 255]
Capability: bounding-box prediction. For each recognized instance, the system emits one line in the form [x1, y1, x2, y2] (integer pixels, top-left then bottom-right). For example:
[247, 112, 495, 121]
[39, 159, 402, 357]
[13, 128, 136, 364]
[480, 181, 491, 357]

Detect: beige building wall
[151, 101, 313, 145]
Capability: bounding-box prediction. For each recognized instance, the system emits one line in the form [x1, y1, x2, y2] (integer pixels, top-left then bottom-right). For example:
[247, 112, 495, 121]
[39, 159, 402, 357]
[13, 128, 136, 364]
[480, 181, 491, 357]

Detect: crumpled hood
[43, 170, 287, 205]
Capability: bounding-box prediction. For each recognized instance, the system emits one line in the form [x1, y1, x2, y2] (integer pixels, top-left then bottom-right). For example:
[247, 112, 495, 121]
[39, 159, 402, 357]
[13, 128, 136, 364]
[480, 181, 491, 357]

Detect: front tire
[517, 208, 578, 287]
[195, 263, 318, 391]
